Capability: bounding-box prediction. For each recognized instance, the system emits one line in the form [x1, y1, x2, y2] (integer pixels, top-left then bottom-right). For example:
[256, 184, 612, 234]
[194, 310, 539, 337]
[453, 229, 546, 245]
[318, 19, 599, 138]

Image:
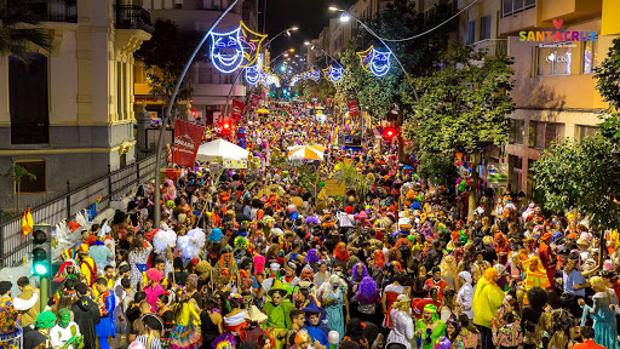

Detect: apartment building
[139, 0, 257, 125]
[490, 0, 618, 195]
[0, 0, 152, 211]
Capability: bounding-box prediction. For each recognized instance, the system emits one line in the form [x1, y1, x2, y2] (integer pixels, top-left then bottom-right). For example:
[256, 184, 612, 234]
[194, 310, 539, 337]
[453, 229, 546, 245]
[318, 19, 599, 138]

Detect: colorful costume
[95, 290, 115, 349]
[415, 305, 446, 349]
[581, 289, 619, 349]
[169, 296, 202, 349]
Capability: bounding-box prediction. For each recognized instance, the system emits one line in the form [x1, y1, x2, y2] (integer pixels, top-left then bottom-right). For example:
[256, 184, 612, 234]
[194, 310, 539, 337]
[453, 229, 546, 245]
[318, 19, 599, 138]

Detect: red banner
[231, 99, 245, 120]
[172, 120, 205, 167]
[348, 100, 360, 117]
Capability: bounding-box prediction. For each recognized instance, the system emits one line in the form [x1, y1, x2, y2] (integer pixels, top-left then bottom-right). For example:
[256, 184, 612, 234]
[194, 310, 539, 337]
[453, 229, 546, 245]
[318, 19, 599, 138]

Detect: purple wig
[351, 262, 368, 282]
[306, 248, 320, 266]
[355, 276, 378, 304]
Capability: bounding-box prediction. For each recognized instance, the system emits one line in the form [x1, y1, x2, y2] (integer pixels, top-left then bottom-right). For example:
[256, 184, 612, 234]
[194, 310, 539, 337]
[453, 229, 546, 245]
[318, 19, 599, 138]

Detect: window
[466, 20, 476, 44]
[15, 160, 46, 193]
[480, 15, 492, 40]
[509, 119, 525, 144]
[575, 125, 599, 140]
[544, 122, 564, 147]
[583, 41, 596, 74]
[508, 155, 522, 193]
[502, 0, 535, 17]
[528, 121, 545, 149]
[527, 159, 537, 198]
[537, 45, 572, 76]
[9, 53, 49, 144]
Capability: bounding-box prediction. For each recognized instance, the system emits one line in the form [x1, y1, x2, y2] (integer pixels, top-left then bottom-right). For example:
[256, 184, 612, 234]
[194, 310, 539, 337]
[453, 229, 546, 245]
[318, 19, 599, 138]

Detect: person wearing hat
[472, 268, 505, 349]
[538, 232, 557, 289]
[24, 311, 57, 349]
[302, 296, 329, 348]
[414, 303, 446, 349]
[49, 308, 82, 349]
[241, 305, 269, 347]
[262, 279, 295, 349]
[78, 244, 97, 287]
[386, 294, 415, 349]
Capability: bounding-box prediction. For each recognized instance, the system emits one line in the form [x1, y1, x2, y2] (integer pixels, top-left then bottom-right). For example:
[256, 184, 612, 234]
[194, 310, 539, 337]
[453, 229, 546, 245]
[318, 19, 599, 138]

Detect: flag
[172, 120, 205, 167]
[21, 208, 33, 237]
[231, 100, 245, 120]
[348, 100, 360, 117]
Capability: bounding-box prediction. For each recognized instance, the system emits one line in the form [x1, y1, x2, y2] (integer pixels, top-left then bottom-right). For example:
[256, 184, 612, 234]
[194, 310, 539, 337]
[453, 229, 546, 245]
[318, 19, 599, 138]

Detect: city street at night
[1, 1, 620, 349]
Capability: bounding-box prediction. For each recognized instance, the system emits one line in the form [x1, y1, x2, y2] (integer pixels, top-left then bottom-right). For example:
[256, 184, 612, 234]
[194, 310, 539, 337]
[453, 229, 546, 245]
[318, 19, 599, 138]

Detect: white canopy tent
[196, 138, 249, 167]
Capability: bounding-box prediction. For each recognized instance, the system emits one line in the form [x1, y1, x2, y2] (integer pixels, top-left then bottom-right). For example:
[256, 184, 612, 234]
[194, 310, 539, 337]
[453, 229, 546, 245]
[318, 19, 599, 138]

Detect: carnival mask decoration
[239, 21, 267, 68]
[323, 65, 344, 82]
[210, 27, 245, 73]
[308, 69, 321, 82]
[245, 65, 260, 85]
[357, 46, 392, 77]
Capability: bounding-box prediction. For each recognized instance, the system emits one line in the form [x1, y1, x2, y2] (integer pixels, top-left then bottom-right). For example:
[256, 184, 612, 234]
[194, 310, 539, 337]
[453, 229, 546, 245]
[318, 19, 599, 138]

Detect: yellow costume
[472, 268, 505, 328]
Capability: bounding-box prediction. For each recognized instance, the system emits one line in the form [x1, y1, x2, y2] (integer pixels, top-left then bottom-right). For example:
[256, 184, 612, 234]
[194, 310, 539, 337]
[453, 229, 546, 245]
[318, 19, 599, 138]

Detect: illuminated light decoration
[245, 65, 260, 85]
[308, 69, 321, 82]
[239, 21, 267, 68]
[210, 27, 245, 73]
[290, 75, 300, 87]
[357, 45, 392, 77]
[322, 65, 344, 82]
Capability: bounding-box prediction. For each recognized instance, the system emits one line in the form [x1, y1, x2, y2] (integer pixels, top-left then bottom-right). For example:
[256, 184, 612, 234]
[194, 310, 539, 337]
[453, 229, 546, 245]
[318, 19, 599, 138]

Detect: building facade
[489, 0, 617, 195]
[139, 0, 257, 126]
[0, 0, 152, 212]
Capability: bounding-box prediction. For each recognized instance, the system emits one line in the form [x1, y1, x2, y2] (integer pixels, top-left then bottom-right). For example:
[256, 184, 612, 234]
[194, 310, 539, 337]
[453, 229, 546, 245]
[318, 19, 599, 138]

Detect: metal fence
[0, 153, 162, 269]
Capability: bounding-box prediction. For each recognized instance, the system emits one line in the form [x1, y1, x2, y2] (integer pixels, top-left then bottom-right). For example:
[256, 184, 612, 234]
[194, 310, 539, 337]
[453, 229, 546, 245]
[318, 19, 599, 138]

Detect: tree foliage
[533, 136, 620, 230]
[416, 152, 457, 186]
[332, 161, 370, 199]
[0, 0, 51, 60]
[401, 43, 514, 154]
[595, 38, 620, 110]
[135, 19, 200, 100]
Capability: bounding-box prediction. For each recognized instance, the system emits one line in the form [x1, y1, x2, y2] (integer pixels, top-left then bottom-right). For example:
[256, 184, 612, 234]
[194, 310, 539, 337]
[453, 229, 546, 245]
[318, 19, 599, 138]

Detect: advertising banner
[172, 120, 205, 167]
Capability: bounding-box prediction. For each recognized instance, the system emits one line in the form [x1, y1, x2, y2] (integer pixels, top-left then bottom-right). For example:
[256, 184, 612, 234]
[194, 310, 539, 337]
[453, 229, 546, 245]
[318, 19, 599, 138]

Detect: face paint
[210, 28, 245, 73]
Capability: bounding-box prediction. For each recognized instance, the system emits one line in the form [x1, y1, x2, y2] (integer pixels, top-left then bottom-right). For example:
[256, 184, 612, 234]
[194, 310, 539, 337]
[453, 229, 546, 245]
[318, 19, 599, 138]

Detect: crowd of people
[0, 101, 619, 349]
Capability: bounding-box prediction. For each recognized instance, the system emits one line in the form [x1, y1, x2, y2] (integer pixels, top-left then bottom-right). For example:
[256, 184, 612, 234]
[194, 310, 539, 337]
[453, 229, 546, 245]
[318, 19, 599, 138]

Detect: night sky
[264, 0, 356, 56]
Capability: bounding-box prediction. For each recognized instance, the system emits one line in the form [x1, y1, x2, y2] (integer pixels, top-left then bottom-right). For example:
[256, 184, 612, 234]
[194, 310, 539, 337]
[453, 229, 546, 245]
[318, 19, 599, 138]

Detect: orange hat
[541, 232, 552, 242]
[79, 243, 89, 254]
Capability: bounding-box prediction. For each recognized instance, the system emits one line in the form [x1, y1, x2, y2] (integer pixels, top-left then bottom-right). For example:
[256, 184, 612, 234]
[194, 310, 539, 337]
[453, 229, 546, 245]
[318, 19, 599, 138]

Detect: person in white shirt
[49, 308, 82, 349]
[456, 271, 474, 319]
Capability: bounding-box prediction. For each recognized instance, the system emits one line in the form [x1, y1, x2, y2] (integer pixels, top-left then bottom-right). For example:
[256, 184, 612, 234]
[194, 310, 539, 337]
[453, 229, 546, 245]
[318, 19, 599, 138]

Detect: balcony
[30, 0, 77, 23]
[471, 39, 508, 57]
[538, 0, 602, 25]
[115, 5, 154, 33]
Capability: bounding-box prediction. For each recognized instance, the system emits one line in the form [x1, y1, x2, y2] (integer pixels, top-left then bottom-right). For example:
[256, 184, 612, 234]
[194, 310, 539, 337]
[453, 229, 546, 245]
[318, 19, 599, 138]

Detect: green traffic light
[33, 262, 48, 276]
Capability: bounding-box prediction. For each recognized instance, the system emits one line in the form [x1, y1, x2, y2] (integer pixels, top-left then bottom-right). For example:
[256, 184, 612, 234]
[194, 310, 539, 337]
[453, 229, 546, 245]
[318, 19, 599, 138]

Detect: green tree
[135, 19, 200, 101]
[0, 0, 51, 60]
[595, 38, 620, 145]
[417, 153, 457, 186]
[11, 163, 36, 213]
[332, 161, 370, 200]
[401, 43, 514, 155]
[533, 136, 620, 232]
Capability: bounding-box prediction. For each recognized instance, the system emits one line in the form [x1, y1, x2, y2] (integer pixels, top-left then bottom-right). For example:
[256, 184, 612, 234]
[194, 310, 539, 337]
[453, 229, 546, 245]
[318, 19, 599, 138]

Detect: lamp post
[265, 26, 299, 48]
[304, 41, 341, 67]
[153, 0, 240, 228]
[328, 6, 416, 95]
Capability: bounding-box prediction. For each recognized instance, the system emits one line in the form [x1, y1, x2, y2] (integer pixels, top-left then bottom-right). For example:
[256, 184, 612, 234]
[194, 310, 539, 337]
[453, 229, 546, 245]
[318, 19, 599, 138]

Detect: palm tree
[0, 0, 52, 60]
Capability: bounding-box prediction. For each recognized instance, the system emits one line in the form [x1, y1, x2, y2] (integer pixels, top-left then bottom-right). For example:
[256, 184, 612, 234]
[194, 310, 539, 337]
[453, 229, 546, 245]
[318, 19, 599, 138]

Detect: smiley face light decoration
[357, 46, 392, 77]
[322, 65, 344, 82]
[308, 69, 321, 82]
[245, 65, 260, 85]
[210, 21, 267, 74]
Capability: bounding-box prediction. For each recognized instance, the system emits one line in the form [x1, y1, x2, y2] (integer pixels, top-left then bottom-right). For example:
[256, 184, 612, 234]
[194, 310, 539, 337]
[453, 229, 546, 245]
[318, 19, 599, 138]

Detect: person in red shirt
[538, 232, 557, 288]
[424, 267, 448, 302]
[573, 326, 606, 349]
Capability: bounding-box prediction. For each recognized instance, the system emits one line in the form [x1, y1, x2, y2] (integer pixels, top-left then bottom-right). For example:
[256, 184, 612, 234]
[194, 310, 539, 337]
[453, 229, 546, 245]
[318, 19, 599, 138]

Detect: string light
[308, 69, 321, 82]
[357, 45, 392, 77]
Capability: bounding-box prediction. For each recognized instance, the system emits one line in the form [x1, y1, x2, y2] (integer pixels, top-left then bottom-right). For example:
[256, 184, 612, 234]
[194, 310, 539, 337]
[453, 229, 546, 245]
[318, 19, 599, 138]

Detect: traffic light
[382, 126, 398, 142]
[32, 225, 51, 278]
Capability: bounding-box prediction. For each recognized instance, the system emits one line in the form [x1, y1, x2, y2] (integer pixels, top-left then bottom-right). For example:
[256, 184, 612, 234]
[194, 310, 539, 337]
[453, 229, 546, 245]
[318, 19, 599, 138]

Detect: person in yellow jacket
[78, 244, 97, 287]
[13, 277, 39, 329]
[473, 267, 505, 349]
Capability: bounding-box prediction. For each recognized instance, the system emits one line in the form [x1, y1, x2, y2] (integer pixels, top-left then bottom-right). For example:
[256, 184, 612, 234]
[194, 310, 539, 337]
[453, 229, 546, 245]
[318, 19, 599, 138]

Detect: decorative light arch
[209, 21, 267, 74]
[322, 65, 344, 82]
[245, 65, 260, 85]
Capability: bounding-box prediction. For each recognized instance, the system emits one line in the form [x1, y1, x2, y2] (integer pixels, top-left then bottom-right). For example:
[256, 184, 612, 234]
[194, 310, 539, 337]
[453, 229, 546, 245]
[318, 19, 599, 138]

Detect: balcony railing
[471, 39, 509, 57]
[30, 0, 77, 23]
[115, 5, 154, 33]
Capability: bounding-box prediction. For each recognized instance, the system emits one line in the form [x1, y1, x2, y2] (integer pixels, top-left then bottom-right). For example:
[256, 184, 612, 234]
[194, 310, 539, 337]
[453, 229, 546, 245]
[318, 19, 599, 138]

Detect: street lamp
[326, 5, 414, 86]
[266, 26, 300, 47]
